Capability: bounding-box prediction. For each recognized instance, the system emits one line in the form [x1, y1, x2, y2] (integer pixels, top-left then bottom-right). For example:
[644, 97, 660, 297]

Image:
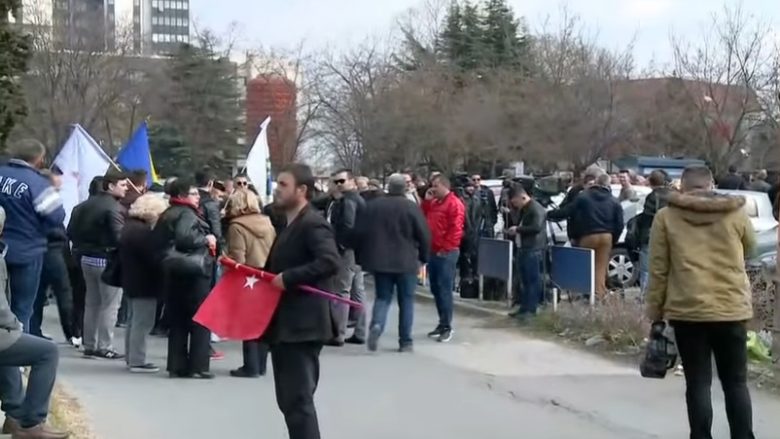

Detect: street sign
[550, 246, 595, 305]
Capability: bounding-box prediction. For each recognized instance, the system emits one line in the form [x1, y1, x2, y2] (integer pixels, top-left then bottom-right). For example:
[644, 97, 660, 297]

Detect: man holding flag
[265, 163, 340, 439]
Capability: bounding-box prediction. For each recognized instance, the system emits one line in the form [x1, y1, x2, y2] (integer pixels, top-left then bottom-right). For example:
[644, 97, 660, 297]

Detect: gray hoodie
[0, 206, 23, 351]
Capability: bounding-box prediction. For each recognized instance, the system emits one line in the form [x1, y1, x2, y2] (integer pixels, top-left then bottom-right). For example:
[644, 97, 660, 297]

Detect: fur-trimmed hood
[667, 191, 746, 225]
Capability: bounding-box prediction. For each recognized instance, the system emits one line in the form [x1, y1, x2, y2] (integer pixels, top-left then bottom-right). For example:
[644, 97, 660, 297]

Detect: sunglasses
[333, 179, 346, 185]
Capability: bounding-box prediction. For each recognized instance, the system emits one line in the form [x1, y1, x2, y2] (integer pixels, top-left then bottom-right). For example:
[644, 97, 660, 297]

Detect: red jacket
[422, 192, 465, 254]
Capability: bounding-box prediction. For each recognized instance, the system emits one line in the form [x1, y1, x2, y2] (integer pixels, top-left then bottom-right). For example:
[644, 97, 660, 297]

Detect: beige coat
[646, 191, 756, 322]
[226, 214, 276, 268]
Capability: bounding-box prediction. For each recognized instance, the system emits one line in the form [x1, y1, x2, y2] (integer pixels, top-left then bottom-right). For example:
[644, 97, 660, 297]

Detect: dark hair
[728, 165, 738, 174]
[508, 183, 528, 199]
[168, 177, 196, 198]
[8, 139, 46, 163]
[213, 181, 226, 192]
[89, 176, 104, 196]
[331, 168, 353, 179]
[102, 170, 127, 191]
[583, 174, 597, 184]
[648, 170, 668, 187]
[681, 165, 714, 191]
[280, 163, 315, 201]
[233, 173, 249, 180]
[128, 169, 148, 187]
[195, 167, 215, 187]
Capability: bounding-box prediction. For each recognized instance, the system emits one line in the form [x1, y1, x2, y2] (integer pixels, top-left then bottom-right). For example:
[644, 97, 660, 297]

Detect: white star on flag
[244, 275, 259, 289]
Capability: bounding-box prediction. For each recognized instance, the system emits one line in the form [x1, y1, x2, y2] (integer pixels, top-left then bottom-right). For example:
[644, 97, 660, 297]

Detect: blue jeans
[639, 246, 650, 297]
[518, 249, 543, 315]
[0, 334, 59, 428]
[371, 272, 417, 346]
[428, 250, 459, 329]
[8, 256, 44, 332]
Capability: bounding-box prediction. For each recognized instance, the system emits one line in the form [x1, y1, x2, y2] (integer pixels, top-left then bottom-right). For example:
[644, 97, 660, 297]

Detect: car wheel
[608, 247, 638, 288]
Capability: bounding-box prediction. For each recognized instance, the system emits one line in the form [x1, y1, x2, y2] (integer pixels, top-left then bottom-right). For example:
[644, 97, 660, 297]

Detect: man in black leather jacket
[195, 167, 223, 251]
[66, 171, 128, 359]
[326, 169, 366, 345]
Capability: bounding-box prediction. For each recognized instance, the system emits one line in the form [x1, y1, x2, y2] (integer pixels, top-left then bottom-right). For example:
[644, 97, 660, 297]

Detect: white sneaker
[674, 364, 684, 376]
[71, 337, 82, 348]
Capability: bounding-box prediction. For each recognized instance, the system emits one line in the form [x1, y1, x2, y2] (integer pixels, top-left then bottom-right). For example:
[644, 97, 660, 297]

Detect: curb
[413, 288, 510, 319]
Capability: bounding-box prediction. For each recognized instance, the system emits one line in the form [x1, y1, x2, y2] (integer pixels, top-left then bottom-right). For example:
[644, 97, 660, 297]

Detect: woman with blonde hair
[119, 194, 169, 373]
[224, 189, 276, 378]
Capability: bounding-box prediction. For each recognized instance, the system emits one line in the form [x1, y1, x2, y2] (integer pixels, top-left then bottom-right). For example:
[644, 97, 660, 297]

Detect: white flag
[245, 117, 272, 202]
[53, 125, 113, 226]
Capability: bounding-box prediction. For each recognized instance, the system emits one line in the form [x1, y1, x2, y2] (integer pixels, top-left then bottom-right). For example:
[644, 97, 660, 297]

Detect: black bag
[640, 321, 678, 379]
[459, 278, 479, 299]
[163, 249, 213, 278]
[100, 251, 122, 287]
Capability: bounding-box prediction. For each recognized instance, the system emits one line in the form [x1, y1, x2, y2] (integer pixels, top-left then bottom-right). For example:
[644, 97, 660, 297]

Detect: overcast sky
[189, 0, 779, 69]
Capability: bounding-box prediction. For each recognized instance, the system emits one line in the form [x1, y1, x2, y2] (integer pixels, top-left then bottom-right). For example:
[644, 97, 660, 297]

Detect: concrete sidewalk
[44, 299, 780, 439]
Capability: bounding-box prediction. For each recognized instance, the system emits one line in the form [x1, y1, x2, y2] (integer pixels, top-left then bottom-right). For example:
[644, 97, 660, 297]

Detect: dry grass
[48, 383, 95, 439]
[534, 295, 650, 352]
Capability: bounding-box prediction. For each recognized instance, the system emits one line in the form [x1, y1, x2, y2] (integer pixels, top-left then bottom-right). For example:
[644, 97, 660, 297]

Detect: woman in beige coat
[224, 189, 276, 378]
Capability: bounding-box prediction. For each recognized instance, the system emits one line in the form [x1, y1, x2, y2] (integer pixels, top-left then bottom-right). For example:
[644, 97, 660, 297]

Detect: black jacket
[355, 194, 431, 274]
[718, 173, 747, 190]
[46, 225, 68, 250]
[66, 193, 125, 259]
[506, 199, 547, 250]
[478, 185, 498, 227]
[329, 190, 365, 250]
[153, 203, 214, 279]
[547, 185, 585, 241]
[636, 186, 672, 246]
[198, 189, 222, 242]
[264, 205, 340, 344]
[461, 194, 485, 248]
[360, 189, 384, 203]
[119, 217, 162, 299]
[570, 186, 624, 243]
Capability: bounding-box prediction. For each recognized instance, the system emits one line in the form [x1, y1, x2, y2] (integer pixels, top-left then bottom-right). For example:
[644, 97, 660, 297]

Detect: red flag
[193, 265, 282, 340]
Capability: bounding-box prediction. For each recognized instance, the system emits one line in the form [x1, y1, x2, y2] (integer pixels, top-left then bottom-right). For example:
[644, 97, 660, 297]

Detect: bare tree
[17, 0, 141, 155]
[668, 4, 771, 174]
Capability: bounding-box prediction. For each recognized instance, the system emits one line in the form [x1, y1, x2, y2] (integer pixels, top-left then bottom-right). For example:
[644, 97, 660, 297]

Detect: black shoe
[93, 349, 125, 360]
[398, 344, 414, 353]
[437, 328, 454, 343]
[82, 349, 96, 358]
[325, 339, 345, 347]
[168, 371, 192, 379]
[191, 372, 215, 379]
[230, 367, 260, 378]
[345, 336, 365, 345]
[427, 327, 445, 338]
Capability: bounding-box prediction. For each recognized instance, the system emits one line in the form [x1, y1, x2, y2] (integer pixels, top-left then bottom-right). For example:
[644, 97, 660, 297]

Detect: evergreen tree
[459, 1, 484, 71]
[481, 0, 530, 70]
[0, 0, 31, 150]
[160, 41, 242, 174]
[437, 1, 464, 65]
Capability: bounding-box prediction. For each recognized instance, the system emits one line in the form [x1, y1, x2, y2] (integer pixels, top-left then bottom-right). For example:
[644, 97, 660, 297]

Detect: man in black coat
[66, 171, 128, 359]
[718, 165, 747, 190]
[326, 169, 366, 345]
[195, 167, 223, 250]
[266, 163, 340, 439]
[355, 173, 430, 352]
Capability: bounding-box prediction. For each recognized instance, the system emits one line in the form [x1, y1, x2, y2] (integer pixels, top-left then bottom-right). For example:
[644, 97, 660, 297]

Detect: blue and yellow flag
[117, 121, 159, 187]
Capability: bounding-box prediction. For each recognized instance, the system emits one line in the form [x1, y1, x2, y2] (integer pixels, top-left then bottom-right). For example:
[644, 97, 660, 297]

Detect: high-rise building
[53, 0, 116, 51]
[132, 0, 190, 55]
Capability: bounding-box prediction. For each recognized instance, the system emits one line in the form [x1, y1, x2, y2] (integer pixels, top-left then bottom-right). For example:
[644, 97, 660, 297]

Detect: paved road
[45, 300, 780, 439]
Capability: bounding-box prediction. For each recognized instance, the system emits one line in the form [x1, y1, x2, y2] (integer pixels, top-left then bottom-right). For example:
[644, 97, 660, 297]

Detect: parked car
[716, 190, 778, 273]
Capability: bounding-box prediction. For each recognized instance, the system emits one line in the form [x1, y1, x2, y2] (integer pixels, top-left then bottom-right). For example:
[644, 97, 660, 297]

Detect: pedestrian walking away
[67, 171, 129, 359]
[646, 165, 756, 439]
[223, 189, 276, 378]
[119, 194, 169, 373]
[356, 173, 431, 352]
[422, 174, 465, 343]
[264, 163, 340, 439]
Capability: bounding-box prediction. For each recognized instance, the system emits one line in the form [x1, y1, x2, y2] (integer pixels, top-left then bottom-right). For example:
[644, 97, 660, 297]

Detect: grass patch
[48, 384, 95, 439]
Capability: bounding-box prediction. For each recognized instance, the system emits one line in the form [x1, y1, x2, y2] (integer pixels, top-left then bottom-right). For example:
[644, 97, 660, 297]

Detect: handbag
[100, 250, 123, 287]
[640, 321, 678, 379]
[163, 248, 213, 278]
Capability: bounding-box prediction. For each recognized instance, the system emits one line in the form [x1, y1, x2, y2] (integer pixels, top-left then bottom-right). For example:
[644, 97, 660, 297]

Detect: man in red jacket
[421, 175, 465, 342]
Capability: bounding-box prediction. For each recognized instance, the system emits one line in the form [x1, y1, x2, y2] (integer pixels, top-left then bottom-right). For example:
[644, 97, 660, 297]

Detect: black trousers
[271, 342, 323, 439]
[30, 247, 74, 340]
[242, 339, 269, 375]
[671, 320, 754, 439]
[66, 253, 85, 340]
[166, 274, 211, 374]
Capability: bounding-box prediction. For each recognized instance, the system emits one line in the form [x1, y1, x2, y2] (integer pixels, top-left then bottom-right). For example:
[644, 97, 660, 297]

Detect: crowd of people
[0, 134, 775, 439]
